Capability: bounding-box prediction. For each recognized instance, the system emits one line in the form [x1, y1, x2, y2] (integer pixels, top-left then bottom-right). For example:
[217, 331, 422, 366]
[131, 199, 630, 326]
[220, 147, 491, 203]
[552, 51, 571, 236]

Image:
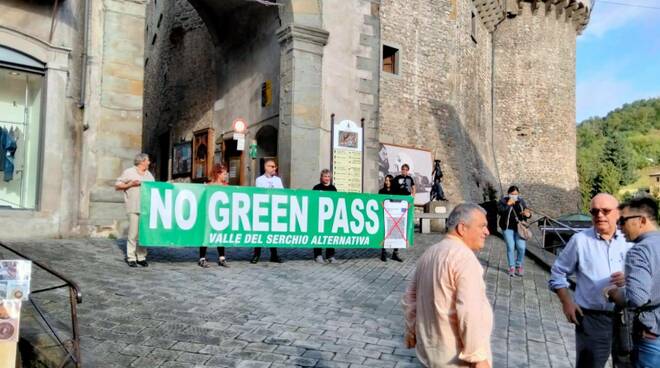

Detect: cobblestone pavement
[1, 235, 580, 368]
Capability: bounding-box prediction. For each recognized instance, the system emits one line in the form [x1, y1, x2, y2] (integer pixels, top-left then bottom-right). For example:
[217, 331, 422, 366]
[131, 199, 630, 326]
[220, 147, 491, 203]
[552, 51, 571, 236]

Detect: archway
[143, 0, 327, 187]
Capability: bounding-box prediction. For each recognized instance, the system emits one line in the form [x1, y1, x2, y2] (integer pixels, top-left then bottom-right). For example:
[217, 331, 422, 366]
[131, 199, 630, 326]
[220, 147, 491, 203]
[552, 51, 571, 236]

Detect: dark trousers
[199, 247, 225, 259]
[382, 248, 399, 257]
[313, 248, 335, 258]
[576, 308, 632, 368]
[253, 247, 277, 258]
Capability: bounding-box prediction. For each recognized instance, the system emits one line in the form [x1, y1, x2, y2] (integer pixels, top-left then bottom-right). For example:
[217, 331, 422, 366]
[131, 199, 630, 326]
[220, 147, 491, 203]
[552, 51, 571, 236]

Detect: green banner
[139, 182, 414, 248]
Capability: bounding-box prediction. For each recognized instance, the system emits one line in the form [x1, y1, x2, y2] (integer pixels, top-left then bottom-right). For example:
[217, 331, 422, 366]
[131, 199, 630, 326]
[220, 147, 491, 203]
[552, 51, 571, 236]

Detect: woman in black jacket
[378, 175, 402, 262]
[497, 185, 531, 277]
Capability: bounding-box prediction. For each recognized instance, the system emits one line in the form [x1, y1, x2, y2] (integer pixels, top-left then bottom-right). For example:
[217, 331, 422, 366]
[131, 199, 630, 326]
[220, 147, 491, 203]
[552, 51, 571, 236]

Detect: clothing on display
[0, 126, 18, 182]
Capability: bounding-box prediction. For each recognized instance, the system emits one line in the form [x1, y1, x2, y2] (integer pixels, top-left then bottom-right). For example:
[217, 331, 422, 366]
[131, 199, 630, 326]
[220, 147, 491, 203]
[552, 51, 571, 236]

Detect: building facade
[0, 0, 591, 239]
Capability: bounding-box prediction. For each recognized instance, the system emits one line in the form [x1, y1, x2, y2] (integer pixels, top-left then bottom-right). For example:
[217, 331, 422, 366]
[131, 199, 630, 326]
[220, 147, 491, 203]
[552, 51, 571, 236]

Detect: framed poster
[378, 143, 433, 205]
[192, 128, 215, 182]
[172, 141, 192, 178]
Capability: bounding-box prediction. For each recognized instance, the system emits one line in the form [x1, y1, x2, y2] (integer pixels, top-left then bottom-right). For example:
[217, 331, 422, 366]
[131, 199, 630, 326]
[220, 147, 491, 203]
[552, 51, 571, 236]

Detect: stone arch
[184, 0, 323, 45]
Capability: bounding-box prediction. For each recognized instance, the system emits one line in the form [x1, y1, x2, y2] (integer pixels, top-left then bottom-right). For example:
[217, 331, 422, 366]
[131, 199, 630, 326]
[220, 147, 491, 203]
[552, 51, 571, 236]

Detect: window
[471, 11, 477, 43]
[382, 45, 398, 74]
[0, 47, 44, 210]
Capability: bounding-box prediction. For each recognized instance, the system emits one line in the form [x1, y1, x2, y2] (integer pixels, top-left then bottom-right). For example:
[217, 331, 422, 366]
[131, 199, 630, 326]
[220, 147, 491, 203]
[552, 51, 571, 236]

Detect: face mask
[509, 195, 518, 201]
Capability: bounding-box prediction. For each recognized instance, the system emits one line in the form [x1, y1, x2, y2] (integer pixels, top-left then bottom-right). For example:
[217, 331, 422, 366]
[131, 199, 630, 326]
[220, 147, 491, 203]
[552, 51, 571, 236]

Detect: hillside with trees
[577, 98, 660, 210]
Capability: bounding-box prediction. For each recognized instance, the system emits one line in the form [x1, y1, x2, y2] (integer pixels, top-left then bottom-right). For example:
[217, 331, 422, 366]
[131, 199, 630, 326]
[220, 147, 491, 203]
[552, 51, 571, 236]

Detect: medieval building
[0, 0, 591, 238]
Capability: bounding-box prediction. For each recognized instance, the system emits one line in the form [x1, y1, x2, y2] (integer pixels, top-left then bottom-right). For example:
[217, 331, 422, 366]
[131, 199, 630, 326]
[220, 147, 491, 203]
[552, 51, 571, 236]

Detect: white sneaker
[314, 255, 326, 264]
[327, 257, 337, 263]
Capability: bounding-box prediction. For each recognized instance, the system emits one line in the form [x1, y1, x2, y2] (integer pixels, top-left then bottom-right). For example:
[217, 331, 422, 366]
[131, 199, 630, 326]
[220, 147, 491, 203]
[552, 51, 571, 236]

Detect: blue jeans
[503, 229, 526, 268]
[634, 334, 660, 368]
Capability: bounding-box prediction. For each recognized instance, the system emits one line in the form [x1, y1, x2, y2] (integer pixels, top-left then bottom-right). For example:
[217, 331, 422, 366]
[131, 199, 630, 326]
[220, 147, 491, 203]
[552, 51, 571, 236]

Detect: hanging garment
[1, 128, 17, 181]
[0, 127, 6, 172]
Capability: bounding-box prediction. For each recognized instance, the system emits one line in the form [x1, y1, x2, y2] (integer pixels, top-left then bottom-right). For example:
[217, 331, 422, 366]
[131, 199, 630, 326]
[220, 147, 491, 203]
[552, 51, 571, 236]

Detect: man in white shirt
[115, 153, 155, 268]
[251, 158, 283, 263]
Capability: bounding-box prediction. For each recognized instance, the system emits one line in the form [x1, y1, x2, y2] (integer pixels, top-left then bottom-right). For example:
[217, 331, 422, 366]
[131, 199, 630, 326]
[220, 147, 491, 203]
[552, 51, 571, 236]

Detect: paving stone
[315, 360, 350, 368]
[235, 360, 270, 368]
[361, 358, 397, 367]
[176, 352, 212, 364]
[285, 356, 318, 366]
[273, 344, 306, 356]
[255, 352, 288, 363]
[172, 342, 207, 353]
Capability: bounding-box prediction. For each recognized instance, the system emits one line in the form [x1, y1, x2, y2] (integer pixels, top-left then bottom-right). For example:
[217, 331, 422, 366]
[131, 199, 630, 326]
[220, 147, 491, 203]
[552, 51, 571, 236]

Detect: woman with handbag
[498, 185, 532, 277]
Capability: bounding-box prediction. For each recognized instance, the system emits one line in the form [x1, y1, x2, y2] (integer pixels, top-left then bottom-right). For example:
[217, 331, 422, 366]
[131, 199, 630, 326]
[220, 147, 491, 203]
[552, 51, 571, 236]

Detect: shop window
[0, 64, 44, 210]
[382, 45, 398, 74]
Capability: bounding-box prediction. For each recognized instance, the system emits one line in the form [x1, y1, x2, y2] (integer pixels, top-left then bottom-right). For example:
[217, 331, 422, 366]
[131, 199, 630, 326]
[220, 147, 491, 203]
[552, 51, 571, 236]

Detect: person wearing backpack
[497, 185, 531, 277]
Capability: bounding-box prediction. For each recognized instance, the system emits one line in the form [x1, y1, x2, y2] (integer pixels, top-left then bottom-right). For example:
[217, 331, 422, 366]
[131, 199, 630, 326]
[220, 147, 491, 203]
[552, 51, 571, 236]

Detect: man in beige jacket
[115, 153, 154, 268]
[403, 203, 493, 368]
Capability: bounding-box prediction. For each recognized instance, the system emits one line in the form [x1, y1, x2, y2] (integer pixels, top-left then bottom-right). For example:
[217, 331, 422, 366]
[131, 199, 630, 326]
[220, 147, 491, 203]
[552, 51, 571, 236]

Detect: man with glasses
[549, 193, 633, 367]
[605, 197, 660, 367]
[252, 159, 283, 264]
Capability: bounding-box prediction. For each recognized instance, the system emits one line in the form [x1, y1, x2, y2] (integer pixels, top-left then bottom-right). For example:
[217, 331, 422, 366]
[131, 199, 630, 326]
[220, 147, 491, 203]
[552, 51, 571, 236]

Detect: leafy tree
[592, 162, 621, 196]
[602, 134, 638, 185]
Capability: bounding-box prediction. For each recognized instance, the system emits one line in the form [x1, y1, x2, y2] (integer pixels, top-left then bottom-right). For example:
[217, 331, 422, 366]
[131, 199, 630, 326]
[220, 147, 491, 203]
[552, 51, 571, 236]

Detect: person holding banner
[402, 203, 493, 368]
[378, 174, 395, 195]
[251, 158, 283, 264]
[379, 174, 402, 262]
[115, 153, 155, 268]
[312, 169, 338, 263]
[199, 163, 230, 268]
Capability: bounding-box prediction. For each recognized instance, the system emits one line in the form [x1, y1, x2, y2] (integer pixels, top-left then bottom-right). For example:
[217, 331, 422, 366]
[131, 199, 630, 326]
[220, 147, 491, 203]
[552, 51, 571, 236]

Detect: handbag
[614, 307, 635, 355]
[507, 205, 531, 240]
[517, 220, 532, 240]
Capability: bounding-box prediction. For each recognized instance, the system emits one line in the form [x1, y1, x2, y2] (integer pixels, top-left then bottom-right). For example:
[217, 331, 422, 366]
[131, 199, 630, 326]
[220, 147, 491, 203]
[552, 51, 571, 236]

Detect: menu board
[332, 120, 363, 193]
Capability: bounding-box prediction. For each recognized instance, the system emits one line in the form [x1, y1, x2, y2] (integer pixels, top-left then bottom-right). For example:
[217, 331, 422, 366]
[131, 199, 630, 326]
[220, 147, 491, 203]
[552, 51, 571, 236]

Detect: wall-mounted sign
[332, 120, 363, 193]
[261, 80, 272, 107]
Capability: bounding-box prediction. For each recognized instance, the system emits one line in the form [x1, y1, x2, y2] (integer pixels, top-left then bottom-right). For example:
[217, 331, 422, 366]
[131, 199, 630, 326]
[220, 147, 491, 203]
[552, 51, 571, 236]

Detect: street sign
[232, 118, 247, 133]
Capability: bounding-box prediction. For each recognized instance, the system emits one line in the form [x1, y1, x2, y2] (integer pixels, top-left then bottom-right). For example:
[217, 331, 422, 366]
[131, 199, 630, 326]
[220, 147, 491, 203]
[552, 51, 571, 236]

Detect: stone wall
[79, 0, 148, 237]
[322, 0, 380, 192]
[379, 0, 497, 203]
[143, 0, 217, 181]
[493, 1, 580, 215]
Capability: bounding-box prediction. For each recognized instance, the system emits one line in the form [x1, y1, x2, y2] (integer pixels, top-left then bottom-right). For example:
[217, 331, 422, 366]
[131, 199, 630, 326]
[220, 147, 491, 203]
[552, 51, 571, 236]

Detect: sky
[576, 0, 660, 122]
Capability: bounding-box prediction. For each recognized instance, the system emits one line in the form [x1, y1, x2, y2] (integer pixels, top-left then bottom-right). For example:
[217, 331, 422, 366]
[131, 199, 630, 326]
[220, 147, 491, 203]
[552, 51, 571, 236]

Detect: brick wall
[379, 0, 497, 203]
[494, 2, 580, 215]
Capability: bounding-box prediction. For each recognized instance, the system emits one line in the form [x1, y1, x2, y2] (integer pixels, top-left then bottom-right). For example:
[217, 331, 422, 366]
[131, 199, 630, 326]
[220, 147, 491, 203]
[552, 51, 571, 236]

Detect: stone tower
[493, 0, 590, 216]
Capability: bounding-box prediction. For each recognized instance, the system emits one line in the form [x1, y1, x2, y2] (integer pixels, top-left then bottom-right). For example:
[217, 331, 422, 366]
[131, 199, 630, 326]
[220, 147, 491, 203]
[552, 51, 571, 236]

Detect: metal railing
[0, 242, 82, 368]
[527, 214, 584, 253]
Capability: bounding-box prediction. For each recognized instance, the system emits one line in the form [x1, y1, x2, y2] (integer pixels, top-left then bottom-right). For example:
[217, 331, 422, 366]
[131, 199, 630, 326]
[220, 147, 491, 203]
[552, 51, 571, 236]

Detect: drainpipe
[489, 10, 512, 196]
[79, 0, 90, 114]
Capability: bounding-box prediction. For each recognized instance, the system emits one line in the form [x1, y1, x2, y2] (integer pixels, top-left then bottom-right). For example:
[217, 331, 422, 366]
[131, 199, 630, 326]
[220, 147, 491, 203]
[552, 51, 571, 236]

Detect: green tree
[592, 163, 621, 196]
[603, 134, 638, 185]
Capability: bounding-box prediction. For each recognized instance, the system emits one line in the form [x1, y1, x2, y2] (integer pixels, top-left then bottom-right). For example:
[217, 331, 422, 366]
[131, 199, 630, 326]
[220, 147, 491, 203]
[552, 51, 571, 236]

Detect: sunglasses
[589, 208, 614, 217]
[617, 215, 643, 226]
